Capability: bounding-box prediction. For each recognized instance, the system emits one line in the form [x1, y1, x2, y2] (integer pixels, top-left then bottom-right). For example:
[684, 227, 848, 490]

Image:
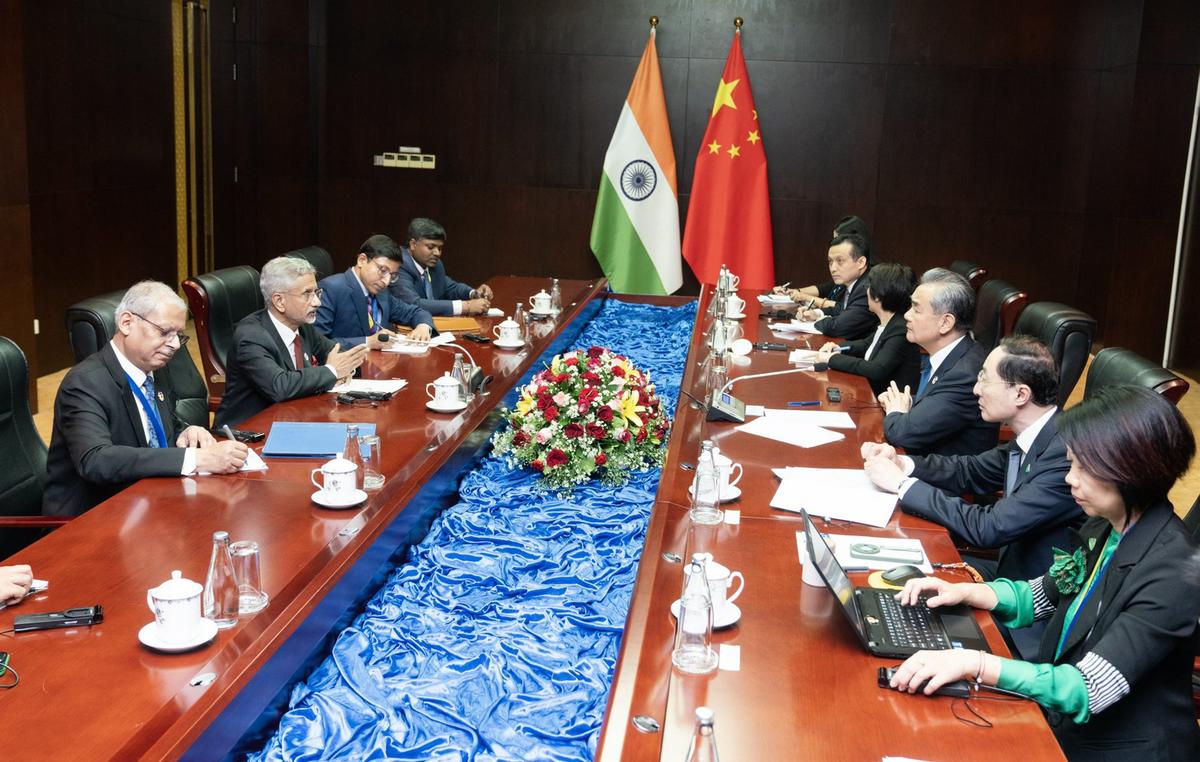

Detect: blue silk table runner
[250, 299, 696, 761]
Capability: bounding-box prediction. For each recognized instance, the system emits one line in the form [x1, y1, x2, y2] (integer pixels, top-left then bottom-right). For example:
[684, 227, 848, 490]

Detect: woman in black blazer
[886, 386, 1199, 761]
[816, 262, 921, 396]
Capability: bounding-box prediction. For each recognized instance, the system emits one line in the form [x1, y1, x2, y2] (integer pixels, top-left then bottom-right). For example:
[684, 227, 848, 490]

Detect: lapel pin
[1088, 537, 1097, 551]
[157, 391, 165, 402]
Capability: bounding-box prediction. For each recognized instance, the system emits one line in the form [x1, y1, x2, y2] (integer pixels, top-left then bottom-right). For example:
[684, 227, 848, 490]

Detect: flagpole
[734, 17, 742, 34]
[649, 15, 657, 37]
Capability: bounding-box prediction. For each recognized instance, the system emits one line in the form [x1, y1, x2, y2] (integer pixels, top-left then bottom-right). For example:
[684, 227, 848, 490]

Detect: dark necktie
[1005, 446, 1023, 494]
[141, 375, 161, 448]
[367, 295, 380, 335]
[841, 285, 850, 311]
[915, 355, 932, 397]
[292, 335, 305, 370]
[424, 269, 434, 300]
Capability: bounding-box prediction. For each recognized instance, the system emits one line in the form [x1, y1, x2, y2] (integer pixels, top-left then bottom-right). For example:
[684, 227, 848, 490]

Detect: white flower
[536, 426, 554, 444]
[553, 392, 570, 407]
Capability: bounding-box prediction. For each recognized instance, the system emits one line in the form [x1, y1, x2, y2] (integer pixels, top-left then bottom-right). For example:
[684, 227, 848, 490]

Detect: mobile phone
[877, 667, 971, 698]
[826, 386, 842, 403]
[462, 333, 492, 343]
[216, 428, 264, 443]
[754, 342, 788, 351]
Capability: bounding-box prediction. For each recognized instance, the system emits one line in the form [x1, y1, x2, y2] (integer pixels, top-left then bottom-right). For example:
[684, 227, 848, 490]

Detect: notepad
[770, 467, 897, 527]
[768, 320, 821, 334]
[262, 422, 378, 458]
[329, 379, 408, 394]
[432, 316, 481, 332]
[735, 415, 844, 449]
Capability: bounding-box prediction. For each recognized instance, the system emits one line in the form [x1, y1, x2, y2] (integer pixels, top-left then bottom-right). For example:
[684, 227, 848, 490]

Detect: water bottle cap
[695, 706, 715, 723]
[212, 530, 229, 541]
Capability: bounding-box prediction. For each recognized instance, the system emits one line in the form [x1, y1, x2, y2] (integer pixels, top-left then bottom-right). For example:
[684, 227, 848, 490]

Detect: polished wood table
[0, 276, 608, 761]
[596, 287, 1066, 760]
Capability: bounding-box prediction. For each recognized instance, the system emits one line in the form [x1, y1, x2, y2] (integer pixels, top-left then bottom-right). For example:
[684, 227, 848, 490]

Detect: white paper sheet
[769, 467, 898, 527]
[735, 415, 844, 449]
[768, 320, 821, 334]
[199, 447, 268, 475]
[787, 349, 820, 366]
[329, 379, 408, 394]
[757, 293, 795, 305]
[761, 409, 856, 429]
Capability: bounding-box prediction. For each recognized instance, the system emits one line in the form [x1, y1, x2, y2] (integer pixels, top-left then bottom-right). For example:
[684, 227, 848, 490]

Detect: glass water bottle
[203, 531, 240, 628]
[689, 440, 724, 525]
[343, 424, 363, 490]
[671, 554, 719, 674]
[683, 706, 720, 762]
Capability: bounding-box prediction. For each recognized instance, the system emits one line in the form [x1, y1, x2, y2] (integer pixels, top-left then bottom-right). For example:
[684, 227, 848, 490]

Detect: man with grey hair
[214, 256, 367, 428]
[876, 267, 997, 456]
[44, 280, 249, 517]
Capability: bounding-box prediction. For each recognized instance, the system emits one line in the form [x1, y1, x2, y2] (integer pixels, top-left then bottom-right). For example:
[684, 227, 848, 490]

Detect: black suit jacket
[388, 249, 475, 316]
[826, 312, 921, 396]
[882, 335, 999, 456]
[43, 344, 188, 517]
[814, 275, 878, 340]
[901, 411, 1083, 581]
[1036, 501, 1199, 760]
[213, 309, 337, 429]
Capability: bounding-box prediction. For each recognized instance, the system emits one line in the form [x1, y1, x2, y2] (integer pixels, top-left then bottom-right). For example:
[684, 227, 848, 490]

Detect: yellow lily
[617, 389, 645, 428]
[516, 394, 535, 416]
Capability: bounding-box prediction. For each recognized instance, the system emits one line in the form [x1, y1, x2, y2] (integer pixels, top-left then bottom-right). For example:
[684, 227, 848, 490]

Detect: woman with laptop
[813, 262, 921, 397]
[888, 386, 1198, 761]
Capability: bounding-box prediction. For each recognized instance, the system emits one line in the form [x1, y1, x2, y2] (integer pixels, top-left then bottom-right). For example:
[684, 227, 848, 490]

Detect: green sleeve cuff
[997, 658, 1090, 723]
[985, 579, 1034, 628]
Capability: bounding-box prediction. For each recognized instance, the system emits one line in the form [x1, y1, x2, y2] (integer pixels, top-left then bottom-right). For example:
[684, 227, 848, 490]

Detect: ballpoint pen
[788, 400, 821, 407]
[221, 424, 237, 441]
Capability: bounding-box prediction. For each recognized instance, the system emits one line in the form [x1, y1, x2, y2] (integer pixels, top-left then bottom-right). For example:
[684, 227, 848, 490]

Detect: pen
[221, 424, 237, 441]
[779, 281, 791, 290]
[788, 400, 821, 407]
[843, 566, 871, 572]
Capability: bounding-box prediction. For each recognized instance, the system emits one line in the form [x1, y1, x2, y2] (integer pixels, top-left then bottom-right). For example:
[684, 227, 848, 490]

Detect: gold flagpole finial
[734, 17, 743, 31]
[650, 16, 659, 29]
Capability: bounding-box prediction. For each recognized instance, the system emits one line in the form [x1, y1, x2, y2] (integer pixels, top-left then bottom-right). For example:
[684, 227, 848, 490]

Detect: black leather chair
[0, 337, 67, 555]
[182, 266, 264, 409]
[972, 278, 1027, 352]
[949, 260, 988, 292]
[1014, 302, 1097, 405]
[283, 245, 334, 282]
[65, 291, 210, 429]
[1084, 347, 1190, 405]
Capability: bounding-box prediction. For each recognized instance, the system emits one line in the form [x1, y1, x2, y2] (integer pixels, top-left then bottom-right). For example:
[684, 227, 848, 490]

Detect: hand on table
[366, 329, 398, 351]
[0, 564, 33, 606]
[195, 441, 248, 474]
[878, 381, 913, 414]
[889, 648, 983, 696]
[475, 284, 494, 301]
[859, 441, 900, 462]
[408, 324, 433, 342]
[799, 308, 823, 322]
[864, 455, 907, 494]
[816, 341, 840, 363]
[462, 298, 490, 315]
[176, 425, 216, 448]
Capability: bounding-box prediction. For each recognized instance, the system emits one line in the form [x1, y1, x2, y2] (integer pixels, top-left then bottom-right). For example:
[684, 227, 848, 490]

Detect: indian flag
[590, 29, 682, 295]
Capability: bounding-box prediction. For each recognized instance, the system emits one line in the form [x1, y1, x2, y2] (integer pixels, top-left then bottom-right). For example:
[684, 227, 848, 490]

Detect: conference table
[0, 276, 1065, 760]
[594, 288, 1066, 760]
[0, 275, 610, 760]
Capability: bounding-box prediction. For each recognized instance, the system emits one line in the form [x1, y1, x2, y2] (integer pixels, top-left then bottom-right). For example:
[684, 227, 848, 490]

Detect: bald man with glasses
[44, 280, 249, 517]
[214, 256, 368, 429]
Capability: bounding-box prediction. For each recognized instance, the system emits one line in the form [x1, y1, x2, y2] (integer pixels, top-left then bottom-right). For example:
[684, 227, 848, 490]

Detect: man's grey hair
[260, 256, 317, 302]
[920, 267, 975, 331]
[114, 280, 186, 322]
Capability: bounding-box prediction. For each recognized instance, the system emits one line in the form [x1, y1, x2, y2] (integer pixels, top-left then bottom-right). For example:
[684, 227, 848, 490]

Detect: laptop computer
[801, 510, 991, 658]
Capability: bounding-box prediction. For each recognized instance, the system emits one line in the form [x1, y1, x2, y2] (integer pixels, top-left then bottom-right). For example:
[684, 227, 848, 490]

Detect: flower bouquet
[492, 346, 671, 490]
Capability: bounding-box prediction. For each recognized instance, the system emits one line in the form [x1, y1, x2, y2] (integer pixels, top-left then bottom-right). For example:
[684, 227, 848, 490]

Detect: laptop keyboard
[876, 594, 950, 650]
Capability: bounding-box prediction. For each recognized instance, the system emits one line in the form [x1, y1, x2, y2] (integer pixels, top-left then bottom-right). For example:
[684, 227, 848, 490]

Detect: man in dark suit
[315, 234, 435, 349]
[389, 217, 494, 317]
[43, 281, 248, 517]
[214, 257, 368, 429]
[796, 233, 878, 340]
[877, 268, 998, 456]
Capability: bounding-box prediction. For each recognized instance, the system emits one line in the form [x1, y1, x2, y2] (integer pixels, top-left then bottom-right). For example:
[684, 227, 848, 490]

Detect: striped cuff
[1076, 652, 1130, 716]
[1029, 576, 1055, 621]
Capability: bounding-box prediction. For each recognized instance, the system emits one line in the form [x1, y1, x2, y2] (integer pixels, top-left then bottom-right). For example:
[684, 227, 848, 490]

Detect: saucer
[312, 488, 368, 509]
[493, 338, 525, 349]
[688, 483, 742, 503]
[138, 617, 219, 653]
[528, 308, 556, 318]
[724, 312, 746, 320]
[670, 600, 742, 630]
[426, 398, 469, 413]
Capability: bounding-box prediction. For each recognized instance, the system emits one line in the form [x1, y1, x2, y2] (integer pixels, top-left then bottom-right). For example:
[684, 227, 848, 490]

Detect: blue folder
[261, 422, 378, 458]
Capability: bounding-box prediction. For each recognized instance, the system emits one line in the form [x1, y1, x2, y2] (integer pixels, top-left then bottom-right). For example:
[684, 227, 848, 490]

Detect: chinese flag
[681, 30, 774, 289]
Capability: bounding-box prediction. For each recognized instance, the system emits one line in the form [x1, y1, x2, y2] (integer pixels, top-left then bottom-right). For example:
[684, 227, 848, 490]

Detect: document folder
[261, 422, 378, 458]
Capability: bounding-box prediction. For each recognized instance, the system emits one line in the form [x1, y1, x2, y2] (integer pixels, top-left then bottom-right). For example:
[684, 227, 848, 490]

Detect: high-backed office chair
[0, 337, 68, 555]
[949, 260, 988, 292]
[972, 279, 1027, 352]
[65, 291, 210, 428]
[283, 246, 334, 282]
[1014, 302, 1097, 405]
[1084, 347, 1190, 406]
[182, 266, 264, 409]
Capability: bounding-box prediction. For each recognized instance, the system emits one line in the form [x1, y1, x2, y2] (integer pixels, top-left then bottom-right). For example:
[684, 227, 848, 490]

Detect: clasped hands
[888, 577, 1000, 695]
[877, 380, 914, 415]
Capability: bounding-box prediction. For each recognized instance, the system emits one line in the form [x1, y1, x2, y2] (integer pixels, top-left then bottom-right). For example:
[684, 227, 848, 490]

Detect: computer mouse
[881, 564, 926, 585]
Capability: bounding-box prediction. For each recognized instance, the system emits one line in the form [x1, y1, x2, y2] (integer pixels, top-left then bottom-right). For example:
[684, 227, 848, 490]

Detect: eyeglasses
[370, 262, 400, 284]
[285, 288, 324, 302]
[133, 313, 190, 347]
[976, 369, 1012, 387]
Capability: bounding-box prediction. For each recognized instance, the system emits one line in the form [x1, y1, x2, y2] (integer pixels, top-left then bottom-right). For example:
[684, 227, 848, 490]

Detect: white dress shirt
[268, 311, 337, 379]
[412, 260, 465, 316]
[110, 340, 196, 475]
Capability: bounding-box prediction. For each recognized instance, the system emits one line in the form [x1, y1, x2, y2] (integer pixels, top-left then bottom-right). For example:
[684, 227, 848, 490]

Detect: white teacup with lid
[529, 290, 552, 313]
[146, 570, 203, 644]
[426, 372, 461, 405]
[310, 456, 358, 500]
[493, 316, 522, 344]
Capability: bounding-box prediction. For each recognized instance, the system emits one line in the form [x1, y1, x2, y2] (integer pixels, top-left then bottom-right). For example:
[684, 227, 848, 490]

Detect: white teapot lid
[433, 371, 460, 386]
[533, 289, 549, 297]
[498, 316, 518, 327]
[322, 455, 358, 473]
[154, 570, 202, 600]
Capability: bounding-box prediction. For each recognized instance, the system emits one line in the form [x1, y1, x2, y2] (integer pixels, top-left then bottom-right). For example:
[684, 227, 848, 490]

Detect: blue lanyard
[125, 374, 168, 448]
[1055, 532, 1121, 659]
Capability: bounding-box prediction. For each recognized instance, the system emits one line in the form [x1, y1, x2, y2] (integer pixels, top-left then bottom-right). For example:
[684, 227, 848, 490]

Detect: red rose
[587, 346, 605, 359]
[536, 394, 551, 410]
[636, 427, 648, 443]
[512, 431, 530, 447]
[546, 448, 568, 468]
[564, 423, 584, 439]
[582, 371, 601, 385]
[656, 426, 667, 440]
[611, 365, 626, 378]
[577, 385, 599, 412]
[620, 429, 632, 443]
[597, 406, 613, 422]
[544, 405, 559, 422]
[594, 452, 607, 466]
[564, 356, 579, 366]
[587, 423, 606, 440]
[531, 459, 544, 472]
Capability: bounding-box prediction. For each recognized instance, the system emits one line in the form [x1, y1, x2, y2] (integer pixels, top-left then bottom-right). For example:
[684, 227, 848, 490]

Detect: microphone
[438, 343, 491, 395]
[707, 367, 813, 423]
